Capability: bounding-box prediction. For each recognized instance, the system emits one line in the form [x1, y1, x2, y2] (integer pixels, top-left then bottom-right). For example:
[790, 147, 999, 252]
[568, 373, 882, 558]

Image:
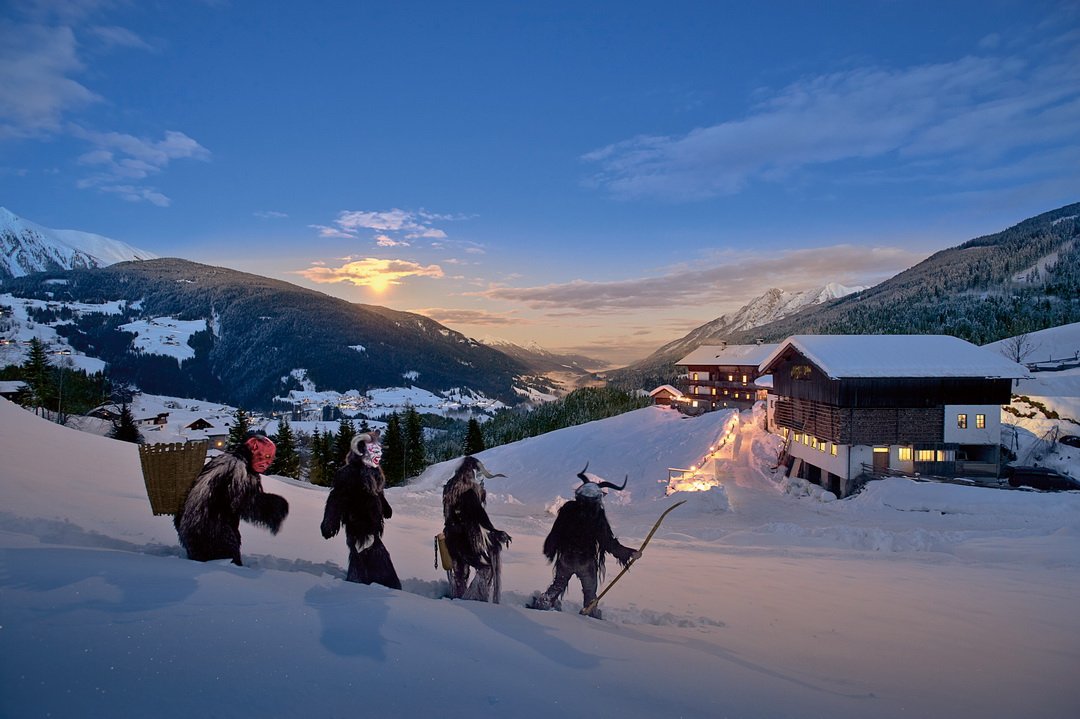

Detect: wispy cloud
[0, 2, 205, 204]
[413, 307, 523, 326]
[294, 257, 445, 290]
[0, 22, 98, 138]
[583, 34, 1080, 201]
[255, 210, 289, 219]
[317, 208, 468, 246]
[72, 127, 210, 205]
[476, 245, 920, 313]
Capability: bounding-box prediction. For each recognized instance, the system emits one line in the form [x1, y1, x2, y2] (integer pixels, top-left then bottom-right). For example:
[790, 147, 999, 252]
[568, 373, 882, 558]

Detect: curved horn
[577, 462, 591, 483]
[474, 458, 506, 479]
[598, 474, 628, 491]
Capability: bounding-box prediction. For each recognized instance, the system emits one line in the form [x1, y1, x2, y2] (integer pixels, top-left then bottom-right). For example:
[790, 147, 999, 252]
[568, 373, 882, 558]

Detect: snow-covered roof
[649, 384, 684, 397]
[676, 343, 779, 367]
[759, 335, 1032, 379]
[0, 380, 27, 394]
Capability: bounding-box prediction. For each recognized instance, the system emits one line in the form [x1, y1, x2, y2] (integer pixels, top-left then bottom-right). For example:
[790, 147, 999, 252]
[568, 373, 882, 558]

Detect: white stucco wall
[942, 404, 1001, 445]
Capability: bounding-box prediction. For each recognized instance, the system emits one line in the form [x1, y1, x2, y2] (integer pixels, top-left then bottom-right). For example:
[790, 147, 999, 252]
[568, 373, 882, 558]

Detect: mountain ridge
[0, 207, 155, 279]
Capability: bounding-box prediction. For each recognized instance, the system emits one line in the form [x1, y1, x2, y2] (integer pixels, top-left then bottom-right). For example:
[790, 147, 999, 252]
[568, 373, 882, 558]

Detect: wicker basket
[138, 441, 209, 516]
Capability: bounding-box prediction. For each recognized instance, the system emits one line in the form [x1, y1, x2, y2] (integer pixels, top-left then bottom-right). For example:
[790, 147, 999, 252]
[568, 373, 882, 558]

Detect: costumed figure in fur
[175, 431, 289, 566]
[528, 464, 640, 619]
[442, 456, 511, 602]
[321, 431, 401, 590]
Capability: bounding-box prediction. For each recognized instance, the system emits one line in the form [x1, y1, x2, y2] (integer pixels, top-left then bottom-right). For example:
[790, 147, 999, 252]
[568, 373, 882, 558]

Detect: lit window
[830, 444, 837, 456]
[957, 414, 967, 429]
[693, 373, 700, 381]
[741, 374, 748, 384]
[976, 414, 985, 429]
[917, 449, 935, 462]
[712, 388, 716, 395]
[727, 374, 734, 382]
[898, 447, 912, 461]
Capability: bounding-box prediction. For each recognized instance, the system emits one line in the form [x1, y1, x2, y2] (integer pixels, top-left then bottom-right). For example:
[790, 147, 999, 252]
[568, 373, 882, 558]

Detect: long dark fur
[442, 456, 510, 601]
[321, 453, 400, 590]
[543, 499, 633, 580]
[174, 449, 289, 566]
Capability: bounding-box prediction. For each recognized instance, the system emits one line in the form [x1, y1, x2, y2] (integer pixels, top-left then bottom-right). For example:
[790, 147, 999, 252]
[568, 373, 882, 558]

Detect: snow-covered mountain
[480, 337, 608, 373]
[633, 283, 865, 369]
[0, 207, 155, 279]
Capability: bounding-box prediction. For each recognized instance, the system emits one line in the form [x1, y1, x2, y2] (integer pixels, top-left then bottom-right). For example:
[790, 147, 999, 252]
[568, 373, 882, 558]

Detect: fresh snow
[762, 334, 1032, 379]
[0, 207, 155, 278]
[2, 387, 1079, 718]
[118, 317, 208, 363]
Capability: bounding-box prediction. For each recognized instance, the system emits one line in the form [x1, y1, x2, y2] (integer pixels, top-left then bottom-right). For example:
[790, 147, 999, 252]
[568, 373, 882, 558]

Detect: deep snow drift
[2, 398, 1079, 719]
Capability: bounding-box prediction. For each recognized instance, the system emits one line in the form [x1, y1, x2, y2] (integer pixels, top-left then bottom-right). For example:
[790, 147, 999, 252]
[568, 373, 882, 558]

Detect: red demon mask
[245, 435, 277, 473]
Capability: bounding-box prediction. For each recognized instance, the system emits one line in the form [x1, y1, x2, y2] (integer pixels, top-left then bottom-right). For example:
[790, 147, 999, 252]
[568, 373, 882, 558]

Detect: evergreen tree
[307, 428, 333, 486]
[404, 406, 426, 479]
[21, 337, 54, 416]
[226, 408, 252, 450]
[464, 417, 485, 455]
[381, 412, 405, 486]
[269, 416, 301, 479]
[333, 417, 356, 467]
[109, 403, 143, 444]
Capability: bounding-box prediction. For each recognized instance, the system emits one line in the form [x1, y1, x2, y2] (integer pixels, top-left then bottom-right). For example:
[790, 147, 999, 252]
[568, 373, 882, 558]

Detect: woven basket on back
[138, 440, 209, 516]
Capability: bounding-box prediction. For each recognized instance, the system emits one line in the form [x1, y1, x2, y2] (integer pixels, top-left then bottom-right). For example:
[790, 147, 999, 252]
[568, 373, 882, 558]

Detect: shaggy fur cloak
[442, 456, 510, 601]
[174, 449, 289, 566]
[531, 497, 635, 617]
[321, 454, 401, 590]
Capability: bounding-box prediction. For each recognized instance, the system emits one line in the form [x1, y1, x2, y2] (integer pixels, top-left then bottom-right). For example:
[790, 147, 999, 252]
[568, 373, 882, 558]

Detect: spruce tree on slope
[109, 403, 143, 444]
[269, 416, 301, 479]
[464, 418, 485, 455]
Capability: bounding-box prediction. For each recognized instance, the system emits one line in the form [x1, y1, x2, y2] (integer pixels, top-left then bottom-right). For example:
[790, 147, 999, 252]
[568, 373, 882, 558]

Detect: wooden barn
[759, 335, 1029, 497]
[675, 343, 778, 413]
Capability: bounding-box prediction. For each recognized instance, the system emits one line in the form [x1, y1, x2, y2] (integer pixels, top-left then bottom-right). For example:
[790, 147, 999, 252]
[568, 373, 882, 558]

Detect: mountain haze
[610, 202, 1080, 389]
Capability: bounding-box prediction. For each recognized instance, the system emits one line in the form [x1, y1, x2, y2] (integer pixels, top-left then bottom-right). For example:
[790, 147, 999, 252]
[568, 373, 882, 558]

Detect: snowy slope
[0, 207, 155, 278]
[2, 397, 1079, 718]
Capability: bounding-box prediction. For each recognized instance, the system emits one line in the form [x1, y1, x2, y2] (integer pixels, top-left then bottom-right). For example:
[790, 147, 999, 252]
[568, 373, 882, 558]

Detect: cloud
[475, 245, 921, 313]
[0, 23, 99, 138]
[319, 208, 468, 245]
[70, 127, 210, 204]
[0, 3, 202, 205]
[412, 307, 523, 327]
[293, 257, 445, 291]
[309, 224, 354, 239]
[255, 210, 288, 219]
[583, 37, 1080, 200]
[87, 25, 154, 51]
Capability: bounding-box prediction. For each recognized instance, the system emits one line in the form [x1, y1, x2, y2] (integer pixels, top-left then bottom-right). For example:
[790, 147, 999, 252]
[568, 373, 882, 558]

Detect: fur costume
[174, 437, 289, 566]
[529, 466, 636, 619]
[442, 456, 511, 602]
[321, 433, 401, 590]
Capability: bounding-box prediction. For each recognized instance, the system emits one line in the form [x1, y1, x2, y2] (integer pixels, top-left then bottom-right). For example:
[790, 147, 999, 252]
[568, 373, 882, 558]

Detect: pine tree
[21, 337, 54, 416]
[269, 416, 301, 479]
[333, 417, 356, 467]
[109, 403, 143, 444]
[307, 428, 332, 486]
[464, 417, 485, 455]
[381, 412, 405, 486]
[226, 408, 251, 450]
[404, 406, 426, 479]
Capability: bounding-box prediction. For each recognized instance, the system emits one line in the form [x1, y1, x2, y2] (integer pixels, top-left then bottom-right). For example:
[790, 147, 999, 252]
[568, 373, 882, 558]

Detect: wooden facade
[675, 344, 776, 413]
[761, 336, 1028, 496]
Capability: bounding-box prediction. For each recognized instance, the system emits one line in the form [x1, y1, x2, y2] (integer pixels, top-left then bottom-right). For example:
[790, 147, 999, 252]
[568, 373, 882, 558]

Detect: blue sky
[1, 0, 1078, 365]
